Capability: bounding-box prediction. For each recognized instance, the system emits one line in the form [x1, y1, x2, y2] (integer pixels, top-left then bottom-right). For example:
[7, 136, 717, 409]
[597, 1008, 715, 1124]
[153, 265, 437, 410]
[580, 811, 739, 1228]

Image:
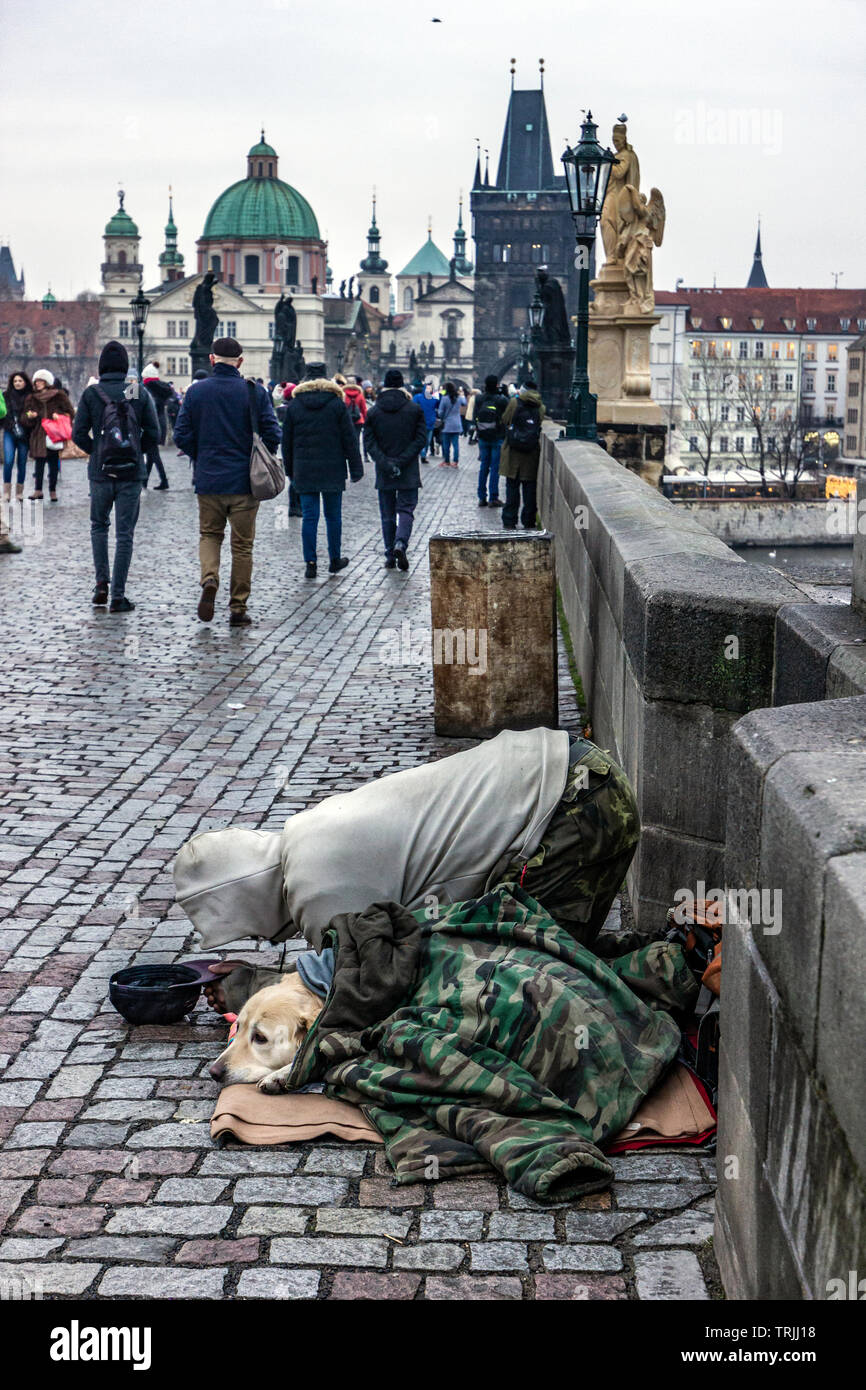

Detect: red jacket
[343, 385, 367, 424]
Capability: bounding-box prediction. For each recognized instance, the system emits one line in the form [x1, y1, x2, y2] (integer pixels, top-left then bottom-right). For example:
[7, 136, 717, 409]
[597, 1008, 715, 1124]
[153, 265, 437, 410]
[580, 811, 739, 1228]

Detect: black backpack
[475, 397, 501, 438]
[507, 399, 542, 453]
[347, 396, 362, 425]
[94, 385, 143, 479]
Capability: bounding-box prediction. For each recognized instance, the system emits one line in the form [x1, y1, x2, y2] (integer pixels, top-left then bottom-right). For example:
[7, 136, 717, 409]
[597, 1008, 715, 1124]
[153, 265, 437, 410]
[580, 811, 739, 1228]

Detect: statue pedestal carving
[588, 261, 661, 427]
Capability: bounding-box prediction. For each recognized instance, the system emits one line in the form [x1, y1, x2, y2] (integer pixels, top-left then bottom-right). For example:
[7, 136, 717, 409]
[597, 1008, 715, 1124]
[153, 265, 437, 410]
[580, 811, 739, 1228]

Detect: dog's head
[209, 974, 323, 1085]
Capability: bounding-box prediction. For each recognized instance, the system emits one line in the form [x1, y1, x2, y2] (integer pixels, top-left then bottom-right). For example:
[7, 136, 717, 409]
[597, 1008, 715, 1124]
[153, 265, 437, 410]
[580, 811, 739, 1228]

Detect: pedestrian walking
[2, 371, 33, 506]
[23, 370, 74, 501]
[342, 375, 368, 461]
[141, 362, 172, 489]
[474, 374, 508, 508]
[437, 381, 465, 467]
[0, 391, 21, 553]
[499, 380, 546, 530]
[282, 363, 363, 579]
[72, 339, 159, 612]
[173, 336, 281, 626]
[412, 381, 439, 462]
[364, 367, 427, 572]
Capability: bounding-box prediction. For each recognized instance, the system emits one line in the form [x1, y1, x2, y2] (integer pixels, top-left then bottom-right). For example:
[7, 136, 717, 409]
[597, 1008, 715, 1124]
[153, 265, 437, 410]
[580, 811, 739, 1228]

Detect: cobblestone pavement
[0, 444, 718, 1300]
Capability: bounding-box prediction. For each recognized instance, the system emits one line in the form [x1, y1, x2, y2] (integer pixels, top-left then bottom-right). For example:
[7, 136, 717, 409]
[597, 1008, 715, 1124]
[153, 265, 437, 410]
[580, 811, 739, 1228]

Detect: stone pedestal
[534, 344, 573, 418]
[190, 350, 212, 378]
[588, 261, 662, 429]
[428, 531, 558, 738]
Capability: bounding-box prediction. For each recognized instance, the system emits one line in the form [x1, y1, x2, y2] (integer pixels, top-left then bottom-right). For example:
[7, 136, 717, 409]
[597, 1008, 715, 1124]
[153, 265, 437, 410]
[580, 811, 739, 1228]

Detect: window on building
[118, 319, 129, 338]
[117, 250, 127, 267]
[848, 408, 859, 424]
[786, 342, 796, 360]
[827, 373, 837, 393]
[803, 373, 815, 393]
[806, 317, 816, 331]
[691, 340, 702, 358]
[735, 436, 745, 452]
[217, 320, 237, 339]
[768, 437, 777, 451]
[805, 343, 817, 361]
[755, 341, 764, 358]
[768, 406, 777, 421]
[167, 357, 177, 374]
[770, 341, 780, 359]
[178, 320, 188, 338]
[722, 340, 732, 358]
[178, 357, 189, 375]
[755, 373, 763, 389]
[751, 437, 760, 452]
[268, 323, 274, 339]
[802, 403, 813, 421]
[848, 435, 858, 451]
[493, 244, 500, 261]
[403, 287, 414, 312]
[736, 407, 745, 423]
[167, 320, 176, 338]
[859, 319, 866, 331]
[211, 255, 221, 274]
[827, 343, 838, 361]
[244, 254, 260, 285]
[707, 340, 717, 357]
[851, 356, 861, 372]
[369, 285, 380, 304]
[284, 255, 299, 285]
[689, 406, 698, 421]
[849, 381, 859, 397]
[691, 372, 700, 387]
[688, 436, 698, 452]
[840, 318, 850, 331]
[769, 372, 778, 391]
[531, 243, 543, 262]
[501, 244, 512, 262]
[719, 436, 729, 452]
[720, 404, 730, 422]
[738, 341, 748, 359]
[785, 373, 794, 391]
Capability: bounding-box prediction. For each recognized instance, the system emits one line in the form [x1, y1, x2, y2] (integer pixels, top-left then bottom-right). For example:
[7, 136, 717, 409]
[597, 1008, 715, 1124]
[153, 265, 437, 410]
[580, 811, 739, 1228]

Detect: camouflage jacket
[288, 887, 698, 1202]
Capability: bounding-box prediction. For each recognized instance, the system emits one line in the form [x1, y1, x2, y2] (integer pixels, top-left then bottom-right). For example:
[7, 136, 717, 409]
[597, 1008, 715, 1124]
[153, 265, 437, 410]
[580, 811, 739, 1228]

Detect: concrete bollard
[428, 530, 558, 738]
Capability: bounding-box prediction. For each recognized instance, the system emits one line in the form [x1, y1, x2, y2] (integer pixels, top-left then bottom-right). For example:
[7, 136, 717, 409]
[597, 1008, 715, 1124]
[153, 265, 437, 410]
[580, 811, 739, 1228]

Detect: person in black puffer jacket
[363, 368, 427, 571]
[282, 364, 363, 578]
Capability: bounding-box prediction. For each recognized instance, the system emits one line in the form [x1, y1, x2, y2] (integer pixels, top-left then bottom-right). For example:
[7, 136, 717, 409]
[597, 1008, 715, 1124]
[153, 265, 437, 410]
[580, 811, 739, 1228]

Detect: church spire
[360, 187, 388, 274]
[747, 220, 768, 289]
[158, 185, 185, 282]
[473, 140, 482, 190]
[453, 193, 473, 275]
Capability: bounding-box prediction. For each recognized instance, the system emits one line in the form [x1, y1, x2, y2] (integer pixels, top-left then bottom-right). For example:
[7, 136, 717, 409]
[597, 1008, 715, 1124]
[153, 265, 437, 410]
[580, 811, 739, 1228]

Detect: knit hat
[211, 336, 242, 358]
[32, 368, 55, 387]
[142, 362, 160, 380]
[98, 341, 129, 375]
[384, 368, 404, 388]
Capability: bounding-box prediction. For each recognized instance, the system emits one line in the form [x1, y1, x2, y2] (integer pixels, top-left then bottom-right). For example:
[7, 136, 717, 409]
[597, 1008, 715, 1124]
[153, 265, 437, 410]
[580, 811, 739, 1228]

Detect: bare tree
[732, 364, 780, 496]
[678, 352, 734, 476]
[768, 407, 811, 499]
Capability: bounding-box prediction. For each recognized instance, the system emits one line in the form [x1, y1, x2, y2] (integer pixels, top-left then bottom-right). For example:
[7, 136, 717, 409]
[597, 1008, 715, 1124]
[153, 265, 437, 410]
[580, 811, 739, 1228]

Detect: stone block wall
[538, 432, 866, 1298]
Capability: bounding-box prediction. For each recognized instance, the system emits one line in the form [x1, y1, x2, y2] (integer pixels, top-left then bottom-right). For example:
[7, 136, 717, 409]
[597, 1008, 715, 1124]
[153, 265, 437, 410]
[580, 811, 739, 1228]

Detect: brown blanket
[210, 1085, 382, 1146]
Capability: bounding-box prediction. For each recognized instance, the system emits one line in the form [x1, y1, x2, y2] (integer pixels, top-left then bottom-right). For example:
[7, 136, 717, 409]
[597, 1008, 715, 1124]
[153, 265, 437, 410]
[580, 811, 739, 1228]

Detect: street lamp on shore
[130, 288, 151, 382]
[561, 111, 615, 439]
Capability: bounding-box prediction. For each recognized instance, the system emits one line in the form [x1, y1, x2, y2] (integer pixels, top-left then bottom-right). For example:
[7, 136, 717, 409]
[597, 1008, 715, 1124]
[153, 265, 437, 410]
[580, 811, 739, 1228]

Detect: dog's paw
[257, 1067, 293, 1094]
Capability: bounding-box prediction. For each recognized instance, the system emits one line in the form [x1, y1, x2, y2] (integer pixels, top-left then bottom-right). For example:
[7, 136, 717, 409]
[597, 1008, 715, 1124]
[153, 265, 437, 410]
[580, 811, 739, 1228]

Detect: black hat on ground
[98, 340, 129, 375]
[384, 368, 404, 388]
[211, 337, 242, 358]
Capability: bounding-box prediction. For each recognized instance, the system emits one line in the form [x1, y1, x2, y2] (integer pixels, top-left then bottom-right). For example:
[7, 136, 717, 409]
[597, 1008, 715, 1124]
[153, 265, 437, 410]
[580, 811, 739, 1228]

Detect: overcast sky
[1, 0, 864, 302]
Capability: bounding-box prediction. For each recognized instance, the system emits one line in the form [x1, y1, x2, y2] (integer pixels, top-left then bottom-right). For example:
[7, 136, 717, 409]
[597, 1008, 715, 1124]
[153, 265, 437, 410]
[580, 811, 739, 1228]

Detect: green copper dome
[202, 176, 319, 241]
[105, 192, 139, 237]
[397, 231, 451, 279]
[248, 138, 277, 158]
[41, 288, 56, 306]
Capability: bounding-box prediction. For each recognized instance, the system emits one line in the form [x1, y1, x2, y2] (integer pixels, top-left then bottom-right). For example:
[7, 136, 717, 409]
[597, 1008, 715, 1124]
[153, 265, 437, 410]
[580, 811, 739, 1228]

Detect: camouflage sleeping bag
[286, 886, 698, 1202]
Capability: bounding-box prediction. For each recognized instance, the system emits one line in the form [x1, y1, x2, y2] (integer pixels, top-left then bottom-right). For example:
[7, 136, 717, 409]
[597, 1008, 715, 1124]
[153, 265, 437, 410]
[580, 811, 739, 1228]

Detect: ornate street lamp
[130, 288, 151, 382]
[517, 329, 533, 387]
[561, 111, 615, 439]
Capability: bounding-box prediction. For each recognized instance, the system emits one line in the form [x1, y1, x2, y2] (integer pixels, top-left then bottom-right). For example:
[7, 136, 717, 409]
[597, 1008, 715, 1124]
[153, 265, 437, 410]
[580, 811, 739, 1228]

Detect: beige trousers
[198, 493, 259, 612]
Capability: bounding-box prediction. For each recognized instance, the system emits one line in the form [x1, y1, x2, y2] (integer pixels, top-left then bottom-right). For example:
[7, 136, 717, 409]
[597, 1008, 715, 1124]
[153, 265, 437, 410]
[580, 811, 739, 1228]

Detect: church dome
[105, 192, 139, 238]
[201, 136, 320, 242]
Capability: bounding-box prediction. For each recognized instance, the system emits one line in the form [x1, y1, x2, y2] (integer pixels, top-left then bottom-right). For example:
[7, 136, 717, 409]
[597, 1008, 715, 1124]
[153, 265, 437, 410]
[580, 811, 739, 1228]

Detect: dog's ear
[295, 990, 323, 1032]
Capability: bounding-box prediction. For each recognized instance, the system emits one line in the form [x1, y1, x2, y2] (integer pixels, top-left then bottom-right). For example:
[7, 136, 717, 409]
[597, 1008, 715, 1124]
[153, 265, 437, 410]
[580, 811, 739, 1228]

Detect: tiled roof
[654, 287, 866, 334]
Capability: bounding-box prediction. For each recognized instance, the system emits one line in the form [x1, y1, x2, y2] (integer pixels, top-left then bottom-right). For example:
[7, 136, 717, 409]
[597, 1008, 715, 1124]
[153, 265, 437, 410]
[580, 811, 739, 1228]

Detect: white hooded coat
[173, 727, 570, 948]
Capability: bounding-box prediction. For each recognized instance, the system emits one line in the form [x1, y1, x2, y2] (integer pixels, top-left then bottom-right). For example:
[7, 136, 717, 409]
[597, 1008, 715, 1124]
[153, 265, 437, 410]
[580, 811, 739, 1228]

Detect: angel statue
[615, 185, 666, 315]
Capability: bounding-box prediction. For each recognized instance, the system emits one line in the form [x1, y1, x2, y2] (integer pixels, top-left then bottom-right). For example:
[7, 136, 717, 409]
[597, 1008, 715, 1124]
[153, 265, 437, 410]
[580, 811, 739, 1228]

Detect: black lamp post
[561, 111, 615, 439]
[130, 288, 151, 382]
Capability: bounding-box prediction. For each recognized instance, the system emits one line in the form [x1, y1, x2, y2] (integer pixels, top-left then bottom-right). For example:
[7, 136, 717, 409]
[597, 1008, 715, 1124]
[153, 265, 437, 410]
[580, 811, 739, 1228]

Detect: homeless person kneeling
[173, 727, 640, 1015]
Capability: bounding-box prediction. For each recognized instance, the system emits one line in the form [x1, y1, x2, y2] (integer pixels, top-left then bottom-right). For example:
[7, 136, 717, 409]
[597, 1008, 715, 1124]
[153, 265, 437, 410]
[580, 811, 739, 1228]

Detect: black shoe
[155, 482, 169, 491]
[92, 583, 109, 606]
[502, 522, 517, 530]
[305, 562, 317, 579]
[328, 556, 349, 574]
[489, 497, 503, 507]
[197, 580, 217, 623]
[394, 545, 409, 572]
[109, 596, 135, 613]
[384, 556, 397, 569]
[229, 610, 252, 626]
[478, 499, 488, 508]
[289, 507, 303, 517]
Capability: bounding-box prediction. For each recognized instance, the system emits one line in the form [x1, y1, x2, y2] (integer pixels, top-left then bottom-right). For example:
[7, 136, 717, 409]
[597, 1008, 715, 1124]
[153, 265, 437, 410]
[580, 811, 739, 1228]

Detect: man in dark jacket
[282, 363, 363, 579]
[141, 362, 173, 489]
[474, 373, 507, 507]
[72, 340, 159, 613]
[174, 336, 280, 626]
[364, 368, 427, 571]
